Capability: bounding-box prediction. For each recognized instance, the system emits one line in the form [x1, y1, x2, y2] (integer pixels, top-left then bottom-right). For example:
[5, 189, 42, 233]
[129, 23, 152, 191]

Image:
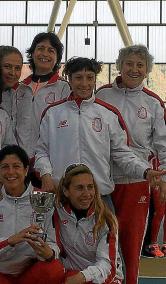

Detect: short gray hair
[116, 44, 154, 74]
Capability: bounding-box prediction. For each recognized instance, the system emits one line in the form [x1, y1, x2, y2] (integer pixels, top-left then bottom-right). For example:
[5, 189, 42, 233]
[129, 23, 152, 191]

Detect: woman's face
[1, 52, 23, 89]
[0, 154, 28, 197]
[32, 39, 57, 75]
[120, 53, 148, 89]
[69, 69, 96, 99]
[64, 173, 95, 210]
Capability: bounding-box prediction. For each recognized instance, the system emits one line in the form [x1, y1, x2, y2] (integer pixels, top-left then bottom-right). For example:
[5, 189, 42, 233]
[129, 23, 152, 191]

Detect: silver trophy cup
[29, 190, 55, 241]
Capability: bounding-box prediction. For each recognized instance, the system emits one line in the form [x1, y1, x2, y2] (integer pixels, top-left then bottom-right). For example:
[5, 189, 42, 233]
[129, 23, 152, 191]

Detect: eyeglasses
[65, 163, 87, 175]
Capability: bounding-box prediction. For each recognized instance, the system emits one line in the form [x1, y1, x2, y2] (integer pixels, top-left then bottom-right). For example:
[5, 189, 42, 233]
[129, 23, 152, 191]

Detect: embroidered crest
[85, 231, 95, 246]
[57, 120, 69, 128]
[61, 219, 68, 225]
[92, 117, 102, 132]
[45, 92, 56, 104]
[138, 106, 147, 119]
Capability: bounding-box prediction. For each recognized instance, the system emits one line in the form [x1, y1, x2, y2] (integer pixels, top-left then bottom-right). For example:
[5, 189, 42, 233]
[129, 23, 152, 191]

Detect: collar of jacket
[1, 183, 32, 201]
[63, 203, 94, 217]
[113, 75, 145, 94]
[67, 91, 95, 107]
[22, 71, 59, 85]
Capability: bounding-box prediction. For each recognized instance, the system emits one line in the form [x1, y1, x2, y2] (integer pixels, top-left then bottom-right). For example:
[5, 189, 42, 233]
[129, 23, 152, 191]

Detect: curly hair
[56, 164, 117, 239]
[26, 32, 63, 73]
[116, 44, 154, 74]
[63, 57, 103, 78]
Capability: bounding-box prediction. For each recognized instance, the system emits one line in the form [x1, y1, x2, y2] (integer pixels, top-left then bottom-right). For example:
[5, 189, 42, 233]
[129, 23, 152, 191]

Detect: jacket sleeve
[35, 111, 53, 177]
[81, 229, 123, 284]
[1, 111, 17, 147]
[152, 101, 166, 181]
[108, 111, 149, 179]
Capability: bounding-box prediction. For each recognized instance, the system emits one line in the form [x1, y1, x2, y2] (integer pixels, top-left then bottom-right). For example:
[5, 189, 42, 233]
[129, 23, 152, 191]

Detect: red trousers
[111, 181, 150, 284]
[0, 259, 65, 284]
[150, 187, 166, 243]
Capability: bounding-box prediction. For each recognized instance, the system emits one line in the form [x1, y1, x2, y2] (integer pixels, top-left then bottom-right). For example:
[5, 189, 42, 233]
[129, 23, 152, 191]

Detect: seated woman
[0, 145, 64, 284]
[54, 163, 123, 284]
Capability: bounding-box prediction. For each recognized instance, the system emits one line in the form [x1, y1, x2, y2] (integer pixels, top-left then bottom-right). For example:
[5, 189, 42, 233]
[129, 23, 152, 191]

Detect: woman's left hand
[27, 236, 54, 260]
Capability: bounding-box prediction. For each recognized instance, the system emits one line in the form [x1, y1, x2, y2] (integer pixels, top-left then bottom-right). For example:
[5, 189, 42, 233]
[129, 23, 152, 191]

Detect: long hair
[56, 164, 117, 239]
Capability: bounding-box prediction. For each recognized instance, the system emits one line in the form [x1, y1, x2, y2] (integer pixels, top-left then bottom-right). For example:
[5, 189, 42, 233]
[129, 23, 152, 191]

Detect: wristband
[45, 250, 55, 262]
[143, 168, 151, 180]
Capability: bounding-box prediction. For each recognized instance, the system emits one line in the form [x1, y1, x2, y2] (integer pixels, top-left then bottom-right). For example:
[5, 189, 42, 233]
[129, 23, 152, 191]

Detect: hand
[146, 169, 166, 187]
[156, 180, 166, 202]
[41, 174, 57, 193]
[65, 272, 86, 284]
[27, 236, 54, 260]
[7, 224, 40, 246]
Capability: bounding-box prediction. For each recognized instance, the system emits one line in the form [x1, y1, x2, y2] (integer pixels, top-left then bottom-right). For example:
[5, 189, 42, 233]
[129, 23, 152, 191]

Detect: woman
[54, 163, 123, 284]
[0, 145, 64, 284]
[0, 45, 23, 132]
[96, 44, 166, 284]
[16, 32, 70, 159]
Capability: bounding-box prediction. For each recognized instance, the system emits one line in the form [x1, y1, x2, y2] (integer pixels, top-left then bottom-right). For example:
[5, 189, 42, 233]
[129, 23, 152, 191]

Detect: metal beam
[107, 0, 133, 46]
[57, 0, 77, 40]
[47, 0, 62, 32]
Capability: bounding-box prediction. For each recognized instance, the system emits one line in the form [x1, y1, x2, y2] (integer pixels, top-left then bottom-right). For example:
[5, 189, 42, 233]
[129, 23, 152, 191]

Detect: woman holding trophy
[0, 145, 64, 284]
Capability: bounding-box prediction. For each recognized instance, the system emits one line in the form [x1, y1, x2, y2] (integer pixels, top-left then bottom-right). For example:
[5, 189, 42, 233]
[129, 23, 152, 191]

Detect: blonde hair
[56, 164, 118, 239]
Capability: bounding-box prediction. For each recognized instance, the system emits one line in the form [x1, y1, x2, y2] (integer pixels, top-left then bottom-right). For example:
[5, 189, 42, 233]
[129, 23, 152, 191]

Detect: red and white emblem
[138, 106, 147, 119]
[85, 231, 95, 246]
[92, 117, 102, 132]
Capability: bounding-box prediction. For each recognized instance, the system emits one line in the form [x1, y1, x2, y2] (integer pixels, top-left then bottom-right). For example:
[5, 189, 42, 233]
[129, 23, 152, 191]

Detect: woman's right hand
[41, 174, 57, 193]
[7, 224, 40, 246]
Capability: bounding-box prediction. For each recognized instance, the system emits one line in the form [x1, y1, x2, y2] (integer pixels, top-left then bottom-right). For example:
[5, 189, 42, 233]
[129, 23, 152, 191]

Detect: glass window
[149, 26, 166, 63]
[28, 1, 66, 24]
[0, 1, 26, 23]
[162, 1, 166, 23]
[0, 26, 12, 45]
[148, 64, 166, 101]
[124, 1, 160, 24]
[96, 64, 110, 89]
[97, 26, 123, 63]
[70, 1, 95, 24]
[67, 26, 95, 59]
[14, 26, 48, 61]
[129, 26, 147, 46]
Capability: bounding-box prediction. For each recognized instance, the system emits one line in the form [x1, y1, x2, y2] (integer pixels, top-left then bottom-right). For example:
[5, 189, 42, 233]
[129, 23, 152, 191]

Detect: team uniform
[0, 108, 16, 147]
[15, 72, 70, 158]
[95, 76, 166, 284]
[54, 205, 123, 284]
[1, 84, 19, 134]
[35, 93, 150, 196]
[0, 184, 64, 284]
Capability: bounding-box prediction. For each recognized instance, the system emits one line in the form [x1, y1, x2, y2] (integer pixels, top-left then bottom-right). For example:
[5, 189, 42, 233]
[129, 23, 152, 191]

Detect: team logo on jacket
[92, 117, 102, 132]
[57, 120, 69, 128]
[85, 231, 95, 246]
[45, 92, 56, 104]
[138, 106, 147, 119]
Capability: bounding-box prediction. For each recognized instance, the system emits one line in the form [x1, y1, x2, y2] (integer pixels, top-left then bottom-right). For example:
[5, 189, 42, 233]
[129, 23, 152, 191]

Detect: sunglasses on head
[65, 163, 87, 175]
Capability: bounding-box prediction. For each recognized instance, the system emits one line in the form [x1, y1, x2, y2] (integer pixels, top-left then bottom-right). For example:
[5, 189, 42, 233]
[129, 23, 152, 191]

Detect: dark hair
[0, 45, 23, 64]
[0, 46, 23, 95]
[63, 57, 103, 78]
[0, 145, 29, 168]
[26, 32, 64, 73]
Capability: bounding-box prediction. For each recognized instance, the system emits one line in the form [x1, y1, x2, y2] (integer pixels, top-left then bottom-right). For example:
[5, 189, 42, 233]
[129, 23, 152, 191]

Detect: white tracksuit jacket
[35, 94, 150, 195]
[0, 107, 16, 147]
[15, 74, 71, 157]
[54, 205, 123, 284]
[0, 184, 59, 275]
[96, 76, 166, 183]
